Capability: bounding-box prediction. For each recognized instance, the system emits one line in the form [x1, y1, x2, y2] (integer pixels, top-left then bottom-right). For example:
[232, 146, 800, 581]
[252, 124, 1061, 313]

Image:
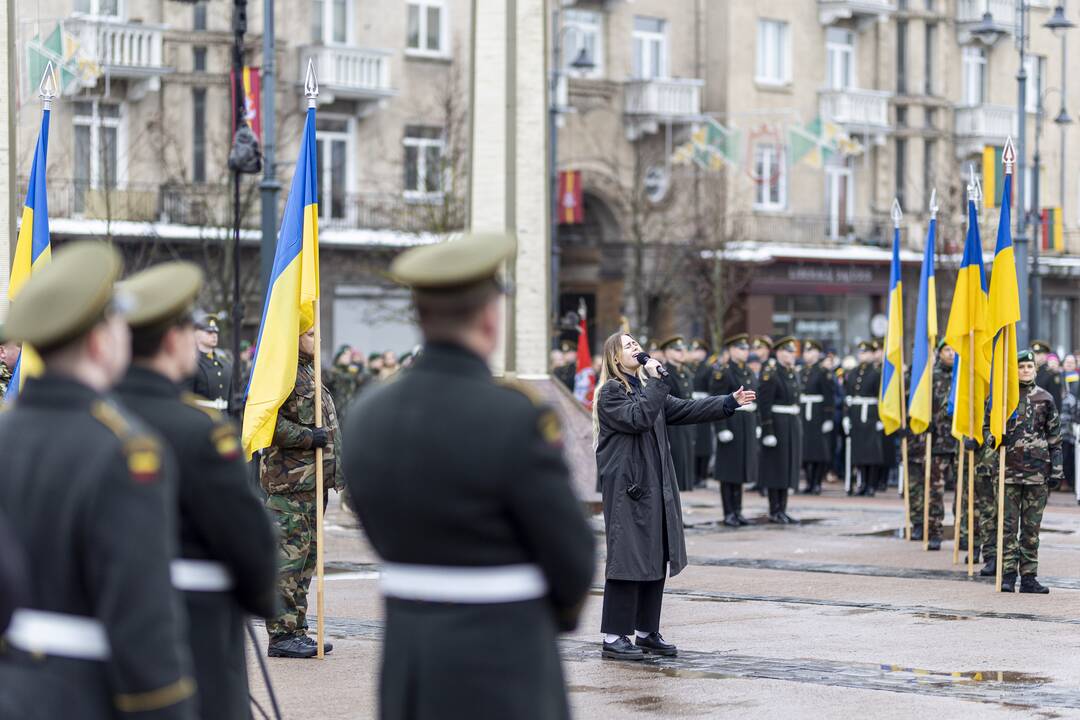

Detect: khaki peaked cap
[391, 232, 516, 289]
[121, 262, 204, 330]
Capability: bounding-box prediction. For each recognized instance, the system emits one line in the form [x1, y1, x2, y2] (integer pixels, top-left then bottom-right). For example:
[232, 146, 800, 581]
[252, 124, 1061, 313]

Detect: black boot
[1019, 575, 1050, 594]
[927, 538, 941, 551]
[767, 489, 785, 523]
[300, 634, 333, 654]
[723, 513, 740, 527]
[979, 558, 997, 577]
[967, 548, 981, 564]
[780, 490, 797, 524]
[602, 636, 645, 661]
[1000, 572, 1017, 593]
[910, 525, 924, 542]
[268, 635, 317, 658]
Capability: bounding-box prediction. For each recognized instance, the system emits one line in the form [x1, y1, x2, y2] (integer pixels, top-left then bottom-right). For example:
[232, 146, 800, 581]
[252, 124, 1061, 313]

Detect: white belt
[195, 398, 229, 411]
[846, 396, 878, 423]
[171, 559, 234, 592]
[380, 563, 548, 604]
[771, 404, 800, 415]
[735, 401, 757, 413]
[5, 609, 111, 661]
[800, 394, 824, 421]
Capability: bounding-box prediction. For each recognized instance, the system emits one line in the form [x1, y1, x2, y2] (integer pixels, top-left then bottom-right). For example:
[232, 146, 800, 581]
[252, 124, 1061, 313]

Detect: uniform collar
[17, 373, 105, 410]
[117, 365, 182, 399]
[413, 341, 491, 380]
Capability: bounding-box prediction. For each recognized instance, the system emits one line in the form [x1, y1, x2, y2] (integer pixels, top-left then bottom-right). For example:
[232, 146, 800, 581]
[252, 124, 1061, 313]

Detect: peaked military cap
[752, 335, 773, 350]
[121, 262, 204, 330]
[392, 231, 515, 290]
[5, 242, 125, 352]
[659, 336, 686, 351]
[871, 339, 884, 351]
[857, 340, 875, 352]
[1018, 349, 1036, 363]
[691, 338, 710, 353]
[774, 336, 798, 352]
[725, 333, 749, 347]
[1031, 340, 1052, 354]
[802, 339, 823, 352]
[194, 310, 220, 332]
[560, 339, 578, 353]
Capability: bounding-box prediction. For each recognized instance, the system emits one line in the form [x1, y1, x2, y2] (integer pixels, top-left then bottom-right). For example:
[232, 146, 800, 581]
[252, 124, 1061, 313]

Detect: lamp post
[1031, 85, 1071, 341]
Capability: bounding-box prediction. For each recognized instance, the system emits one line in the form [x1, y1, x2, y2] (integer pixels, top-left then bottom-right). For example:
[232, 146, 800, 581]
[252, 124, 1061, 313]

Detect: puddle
[878, 665, 1052, 685]
[843, 527, 904, 538]
[686, 517, 826, 531]
[913, 612, 969, 621]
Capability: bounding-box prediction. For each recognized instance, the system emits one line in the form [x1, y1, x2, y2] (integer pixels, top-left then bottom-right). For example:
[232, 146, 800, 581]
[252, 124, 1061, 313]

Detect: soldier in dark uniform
[553, 340, 577, 391]
[845, 341, 884, 495]
[690, 339, 715, 488]
[189, 311, 233, 412]
[758, 336, 803, 523]
[343, 232, 595, 720]
[749, 335, 772, 378]
[1032, 340, 1065, 411]
[0, 242, 197, 720]
[116, 262, 278, 719]
[710, 334, 758, 526]
[661, 336, 696, 492]
[799, 339, 835, 495]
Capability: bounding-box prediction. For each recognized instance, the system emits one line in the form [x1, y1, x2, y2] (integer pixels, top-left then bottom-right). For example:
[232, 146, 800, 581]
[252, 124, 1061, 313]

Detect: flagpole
[893, 201, 911, 541]
[995, 326, 1007, 592]
[306, 68, 326, 660]
[953, 444, 964, 565]
[967, 175, 980, 578]
[923, 191, 937, 552]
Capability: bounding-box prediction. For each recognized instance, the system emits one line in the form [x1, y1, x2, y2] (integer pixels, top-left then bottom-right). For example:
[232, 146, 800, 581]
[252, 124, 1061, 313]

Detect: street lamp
[970, 11, 1006, 44]
[1045, 4, 1076, 33]
[1031, 86, 1070, 340]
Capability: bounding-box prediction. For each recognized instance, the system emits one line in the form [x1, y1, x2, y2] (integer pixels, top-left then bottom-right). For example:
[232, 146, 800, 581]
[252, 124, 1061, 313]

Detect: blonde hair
[591, 331, 649, 447]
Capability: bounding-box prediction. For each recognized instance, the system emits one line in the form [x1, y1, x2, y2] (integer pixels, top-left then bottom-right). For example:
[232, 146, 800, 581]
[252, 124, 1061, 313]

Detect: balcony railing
[729, 212, 892, 247]
[66, 18, 167, 77]
[957, 0, 1016, 42]
[955, 104, 1016, 139]
[623, 78, 702, 118]
[299, 46, 394, 101]
[819, 89, 891, 131]
[818, 0, 896, 25]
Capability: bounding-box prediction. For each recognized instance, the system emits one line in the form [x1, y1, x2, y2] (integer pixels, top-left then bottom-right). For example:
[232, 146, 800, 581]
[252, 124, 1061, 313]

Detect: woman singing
[593, 332, 756, 660]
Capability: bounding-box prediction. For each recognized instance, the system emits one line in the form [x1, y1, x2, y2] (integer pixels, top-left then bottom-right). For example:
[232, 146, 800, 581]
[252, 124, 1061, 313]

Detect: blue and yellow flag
[908, 216, 937, 434]
[985, 168, 1020, 448]
[241, 105, 320, 459]
[6, 106, 53, 401]
[879, 224, 905, 435]
[944, 197, 991, 441]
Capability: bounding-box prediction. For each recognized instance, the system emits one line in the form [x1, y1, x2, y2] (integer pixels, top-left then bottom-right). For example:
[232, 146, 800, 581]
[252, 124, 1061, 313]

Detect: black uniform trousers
[720, 482, 743, 517]
[767, 488, 789, 515]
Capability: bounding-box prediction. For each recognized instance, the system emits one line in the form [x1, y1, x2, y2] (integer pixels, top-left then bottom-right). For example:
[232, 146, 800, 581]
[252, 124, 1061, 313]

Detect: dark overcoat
[597, 379, 737, 581]
[845, 362, 884, 466]
[692, 361, 716, 461]
[757, 363, 803, 490]
[664, 364, 697, 491]
[800, 361, 836, 463]
[710, 360, 758, 485]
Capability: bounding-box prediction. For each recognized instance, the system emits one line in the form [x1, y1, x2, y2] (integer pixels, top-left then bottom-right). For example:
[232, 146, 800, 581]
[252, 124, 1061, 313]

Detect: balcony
[956, 0, 1015, 43]
[66, 18, 168, 90]
[818, 88, 891, 138]
[299, 46, 395, 106]
[954, 103, 1016, 157]
[729, 212, 893, 247]
[623, 78, 703, 141]
[817, 0, 896, 26]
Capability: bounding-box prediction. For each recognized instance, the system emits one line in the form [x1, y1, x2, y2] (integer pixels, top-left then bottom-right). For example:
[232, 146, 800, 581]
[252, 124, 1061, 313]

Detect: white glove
[822, 420, 834, 434]
[842, 417, 851, 434]
[762, 435, 778, 447]
[756, 426, 763, 439]
[718, 430, 735, 443]
[876, 421, 884, 431]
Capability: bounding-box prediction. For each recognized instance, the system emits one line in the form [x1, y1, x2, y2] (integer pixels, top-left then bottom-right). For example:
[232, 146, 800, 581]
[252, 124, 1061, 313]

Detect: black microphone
[634, 351, 669, 378]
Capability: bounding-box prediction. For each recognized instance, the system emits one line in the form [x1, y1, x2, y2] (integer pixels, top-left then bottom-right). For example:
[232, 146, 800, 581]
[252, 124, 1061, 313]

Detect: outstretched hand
[733, 386, 756, 405]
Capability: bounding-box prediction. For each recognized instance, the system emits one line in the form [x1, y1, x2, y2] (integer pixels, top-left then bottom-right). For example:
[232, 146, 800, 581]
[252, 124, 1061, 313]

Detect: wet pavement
[247, 481, 1080, 718]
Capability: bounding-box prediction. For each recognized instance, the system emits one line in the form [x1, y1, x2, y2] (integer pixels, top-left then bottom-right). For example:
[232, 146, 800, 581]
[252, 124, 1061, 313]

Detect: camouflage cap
[1018, 349, 1036, 364]
[120, 261, 203, 330]
[5, 242, 124, 352]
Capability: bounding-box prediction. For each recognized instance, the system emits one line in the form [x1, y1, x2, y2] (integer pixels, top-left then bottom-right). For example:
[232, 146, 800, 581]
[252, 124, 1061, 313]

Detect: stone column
[0, 0, 14, 320]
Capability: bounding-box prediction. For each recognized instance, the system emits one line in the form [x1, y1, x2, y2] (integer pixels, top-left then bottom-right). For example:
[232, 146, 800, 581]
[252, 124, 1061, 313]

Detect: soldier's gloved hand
[1049, 475, 1063, 491]
[842, 417, 851, 435]
[309, 427, 330, 449]
[718, 430, 734, 443]
[756, 426, 762, 439]
[762, 435, 778, 447]
[822, 420, 834, 434]
[875, 421, 884, 432]
[963, 437, 979, 452]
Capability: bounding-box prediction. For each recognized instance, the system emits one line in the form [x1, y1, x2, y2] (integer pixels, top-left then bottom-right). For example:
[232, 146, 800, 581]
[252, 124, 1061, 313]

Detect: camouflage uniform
[0, 362, 10, 401]
[987, 380, 1062, 578]
[326, 365, 367, 414]
[955, 439, 999, 557]
[261, 356, 342, 641]
[908, 364, 958, 541]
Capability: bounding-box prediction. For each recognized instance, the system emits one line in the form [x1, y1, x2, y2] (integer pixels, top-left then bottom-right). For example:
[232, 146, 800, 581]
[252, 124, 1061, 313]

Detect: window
[923, 139, 935, 204]
[632, 17, 667, 80]
[924, 23, 936, 95]
[316, 118, 351, 221]
[756, 19, 789, 85]
[403, 125, 444, 199]
[193, 46, 207, 73]
[896, 20, 907, 94]
[193, 1, 207, 30]
[825, 28, 854, 91]
[407, 0, 446, 55]
[896, 106, 908, 127]
[925, 107, 937, 129]
[753, 144, 785, 210]
[73, 101, 122, 213]
[193, 88, 206, 183]
[563, 9, 603, 78]
[962, 46, 986, 105]
[313, 0, 348, 44]
[1025, 55, 1045, 113]
[825, 161, 853, 239]
[895, 138, 906, 209]
[74, 0, 118, 16]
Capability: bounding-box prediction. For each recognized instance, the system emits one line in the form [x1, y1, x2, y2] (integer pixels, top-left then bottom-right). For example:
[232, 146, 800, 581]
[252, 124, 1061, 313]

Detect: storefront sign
[786, 265, 875, 285]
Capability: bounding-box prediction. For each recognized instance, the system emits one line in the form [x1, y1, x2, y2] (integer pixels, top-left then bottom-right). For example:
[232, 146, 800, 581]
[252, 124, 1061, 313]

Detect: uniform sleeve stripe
[114, 677, 195, 713]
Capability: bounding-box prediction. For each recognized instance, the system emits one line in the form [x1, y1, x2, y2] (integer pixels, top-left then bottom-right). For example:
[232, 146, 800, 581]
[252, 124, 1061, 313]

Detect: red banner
[557, 170, 584, 225]
[230, 66, 262, 141]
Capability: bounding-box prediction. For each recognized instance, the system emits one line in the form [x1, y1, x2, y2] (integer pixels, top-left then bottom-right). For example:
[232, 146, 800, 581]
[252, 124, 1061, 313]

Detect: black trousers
[804, 462, 827, 492]
[720, 482, 743, 516]
[600, 578, 666, 636]
[768, 488, 789, 515]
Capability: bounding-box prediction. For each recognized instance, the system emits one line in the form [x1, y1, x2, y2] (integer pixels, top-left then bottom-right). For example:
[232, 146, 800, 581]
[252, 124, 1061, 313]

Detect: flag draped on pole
[908, 211, 938, 434]
[573, 305, 594, 407]
[985, 151, 1021, 449]
[879, 220, 905, 435]
[944, 195, 991, 440]
[241, 103, 320, 459]
[7, 79, 55, 402]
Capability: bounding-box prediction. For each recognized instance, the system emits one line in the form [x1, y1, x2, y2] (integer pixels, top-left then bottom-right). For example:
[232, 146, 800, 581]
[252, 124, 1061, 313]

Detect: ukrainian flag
[985, 167, 1020, 448]
[241, 105, 320, 459]
[6, 106, 53, 402]
[944, 197, 991, 441]
[908, 216, 937, 434]
[879, 224, 905, 435]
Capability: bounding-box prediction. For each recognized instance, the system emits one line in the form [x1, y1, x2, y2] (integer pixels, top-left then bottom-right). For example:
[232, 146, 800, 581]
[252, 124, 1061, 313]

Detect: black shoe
[812, 485, 822, 495]
[635, 632, 677, 657]
[1000, 573, 1017, 593]
[300, 635, 334, 654]
[602, 636, 645, 661]
[979, 559, 997, 577]
[969, 548, 981, 564]
[723, 513, 740, 528]
[1019, 575, 1050, 594]
[268, 636, 317, 659]
[910, 526, 924, 542]
[736, 514, 751, 526]
[927, 538, 941, 551]
[781, 512, 797, 524]
[768, 513, 786, 524]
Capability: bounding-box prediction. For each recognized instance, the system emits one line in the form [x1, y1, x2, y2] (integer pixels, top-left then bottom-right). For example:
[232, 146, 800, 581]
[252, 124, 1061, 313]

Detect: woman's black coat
[596, 378, 738, 581]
